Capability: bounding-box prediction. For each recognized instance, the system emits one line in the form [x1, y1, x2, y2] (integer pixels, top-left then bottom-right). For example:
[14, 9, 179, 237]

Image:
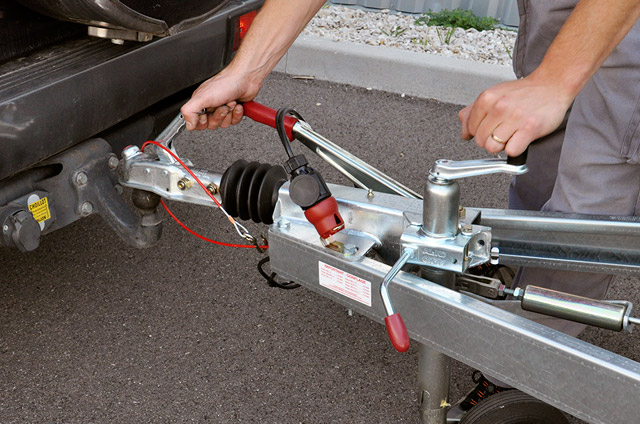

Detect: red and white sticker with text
[318, 261, 372, 307]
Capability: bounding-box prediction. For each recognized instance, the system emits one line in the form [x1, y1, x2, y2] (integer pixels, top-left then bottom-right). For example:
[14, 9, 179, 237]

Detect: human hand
[180, 67, 262, 131]
[458, 74, 573, 156]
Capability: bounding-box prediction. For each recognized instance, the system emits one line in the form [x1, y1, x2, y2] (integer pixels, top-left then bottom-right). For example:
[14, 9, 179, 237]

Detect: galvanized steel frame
[269, 184, 640, 424]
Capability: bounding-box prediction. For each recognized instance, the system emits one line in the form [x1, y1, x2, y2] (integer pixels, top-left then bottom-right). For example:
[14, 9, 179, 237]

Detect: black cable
[275, 107, 305, 159]
[257, 256, 301, 290]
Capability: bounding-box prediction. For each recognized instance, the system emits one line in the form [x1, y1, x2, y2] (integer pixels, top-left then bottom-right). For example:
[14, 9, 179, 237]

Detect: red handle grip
[243, 101, 298, 141]
[384, 313, 410, 352]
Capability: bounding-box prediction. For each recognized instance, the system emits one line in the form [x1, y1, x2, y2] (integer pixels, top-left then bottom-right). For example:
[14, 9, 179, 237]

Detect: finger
[458, 105, 473, 140]
[485, 124, 517, 154]
[206, 106, 230, 130]
[219, 110, 234, 129]
[195, 112, 209, 131]
[230, 104, 244, 125]
[181, 98, 207, 130]
[466, 99, 490, 140]
[199, 113, 208, 126]
[474, 113, 501, 150]
[503, 127, 534, 157]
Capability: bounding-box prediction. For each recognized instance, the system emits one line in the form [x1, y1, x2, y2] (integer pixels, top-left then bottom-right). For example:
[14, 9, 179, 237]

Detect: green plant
[411, 37, 429, 46]
[415, 8, 498, 31]
[435, 27, 456, 44]
[501, 39, 513, 59]
[381, 25, 407, 37]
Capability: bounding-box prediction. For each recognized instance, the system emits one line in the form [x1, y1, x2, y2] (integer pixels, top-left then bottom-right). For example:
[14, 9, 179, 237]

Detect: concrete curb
[274, 35, 516, 105]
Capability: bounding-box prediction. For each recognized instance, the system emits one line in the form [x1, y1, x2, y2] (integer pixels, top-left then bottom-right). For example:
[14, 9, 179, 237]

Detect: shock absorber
[505, 285, 640, 332]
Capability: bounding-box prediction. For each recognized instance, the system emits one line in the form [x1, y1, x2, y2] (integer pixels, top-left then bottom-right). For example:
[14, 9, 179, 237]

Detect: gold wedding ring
[491, 133, 507, 144]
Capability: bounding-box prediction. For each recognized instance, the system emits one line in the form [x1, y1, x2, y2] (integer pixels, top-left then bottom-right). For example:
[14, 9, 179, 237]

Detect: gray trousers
[509, 0, 640, 336]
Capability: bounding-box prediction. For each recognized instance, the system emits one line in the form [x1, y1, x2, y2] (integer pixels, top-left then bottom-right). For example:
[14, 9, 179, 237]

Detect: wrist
[219, 59, 265, 100]
[527, 65, 580, 107]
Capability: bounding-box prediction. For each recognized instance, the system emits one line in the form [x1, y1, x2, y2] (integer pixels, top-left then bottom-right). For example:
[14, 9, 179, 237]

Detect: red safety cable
[141, 140, 268, 250]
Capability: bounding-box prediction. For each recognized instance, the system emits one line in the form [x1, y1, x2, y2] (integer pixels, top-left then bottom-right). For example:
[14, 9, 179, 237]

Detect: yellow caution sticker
[28, 196, 51, 223]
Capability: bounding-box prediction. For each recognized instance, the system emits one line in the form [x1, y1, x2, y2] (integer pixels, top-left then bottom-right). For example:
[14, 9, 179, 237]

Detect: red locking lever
[380, 248, 414, 352]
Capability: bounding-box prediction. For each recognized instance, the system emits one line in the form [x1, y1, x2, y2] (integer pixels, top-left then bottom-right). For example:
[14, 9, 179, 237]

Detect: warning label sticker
[319, 261, 372, 307]
[28, 196, 51, 223]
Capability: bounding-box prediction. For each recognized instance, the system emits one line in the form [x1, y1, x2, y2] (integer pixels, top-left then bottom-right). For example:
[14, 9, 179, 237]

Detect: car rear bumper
[0, 0, 262, 180]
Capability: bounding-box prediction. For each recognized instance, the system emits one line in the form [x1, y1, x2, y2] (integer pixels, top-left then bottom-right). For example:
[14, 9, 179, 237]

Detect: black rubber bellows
[219, 160, 287, 225]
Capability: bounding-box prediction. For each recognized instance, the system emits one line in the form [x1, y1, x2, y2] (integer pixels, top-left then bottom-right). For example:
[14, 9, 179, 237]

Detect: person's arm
[181, 0, 326, 131]
[459, 0, 640, 156]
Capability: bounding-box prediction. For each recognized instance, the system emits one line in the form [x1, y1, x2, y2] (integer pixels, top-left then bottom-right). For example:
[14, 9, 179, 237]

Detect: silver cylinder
[423, 176, 460, 238]
[521, 286, 628, 332]
[418, 344, 451, 424]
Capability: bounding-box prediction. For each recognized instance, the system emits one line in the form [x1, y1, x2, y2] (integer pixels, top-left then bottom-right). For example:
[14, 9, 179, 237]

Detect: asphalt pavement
[2, 73, 639, 423]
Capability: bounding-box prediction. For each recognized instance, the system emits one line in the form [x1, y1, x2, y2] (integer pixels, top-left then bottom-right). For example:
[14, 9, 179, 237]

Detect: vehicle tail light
[232, 10, 258, 52]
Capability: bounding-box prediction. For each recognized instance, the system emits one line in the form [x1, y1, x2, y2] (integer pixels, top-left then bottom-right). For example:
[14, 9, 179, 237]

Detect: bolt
[367, 189, 374, 199]
[459, 206, 466, 218]
[144, 168, 151, 175]
[81, 201, 93, 215]
[347, 309, 354, 317]
[512, 287, 524, 299]
[75, 172, 88, 186]
[3, 225, 8, 232]
[177, 178, 191, 190]
[277, 219, 290, 230]
[108, 155, 119, 170]
[114, 184, 123, 195]
[461, 224, 473, 236]
[207, 183, 219, 195]
[343, 243, 357, 256]
[162, 170, 169, 177]
[490, 247, 500, 265]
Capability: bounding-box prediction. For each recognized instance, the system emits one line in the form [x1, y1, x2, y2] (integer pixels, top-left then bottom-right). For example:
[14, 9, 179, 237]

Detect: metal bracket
[120, 145, 223, 207]
[400, 223, 491, 274]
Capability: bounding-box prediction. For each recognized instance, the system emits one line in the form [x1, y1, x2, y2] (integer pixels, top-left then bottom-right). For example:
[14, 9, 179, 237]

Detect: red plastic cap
[303, 197, 345, 239]
[385, 313, 410, 352]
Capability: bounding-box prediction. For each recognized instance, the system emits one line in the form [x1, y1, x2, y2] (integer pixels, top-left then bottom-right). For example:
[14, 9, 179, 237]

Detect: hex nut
[75, 172, 88, 186]
[108, 155, 119, 170]
[343, 244, 358, 256]
[81, 201, 94, 215]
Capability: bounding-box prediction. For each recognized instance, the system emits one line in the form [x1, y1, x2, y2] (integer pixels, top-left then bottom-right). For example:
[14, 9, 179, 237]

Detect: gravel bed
[302, 5, 517, 66]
